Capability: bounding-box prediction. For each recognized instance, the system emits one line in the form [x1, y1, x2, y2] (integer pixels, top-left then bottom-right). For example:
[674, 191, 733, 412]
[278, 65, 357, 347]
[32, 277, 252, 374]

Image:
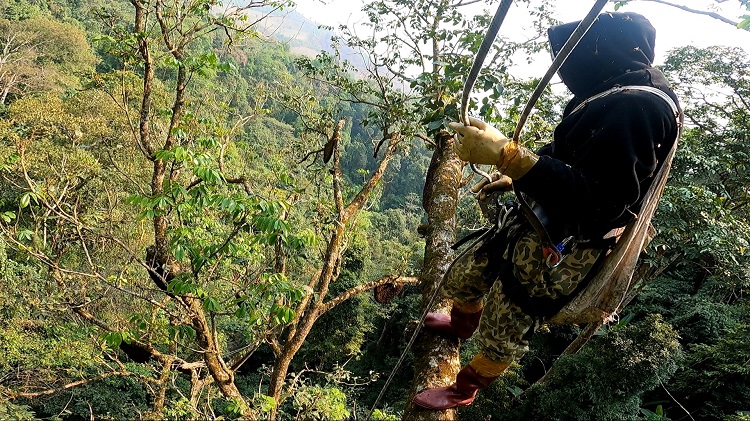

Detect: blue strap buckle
[545, 236, 576, 269]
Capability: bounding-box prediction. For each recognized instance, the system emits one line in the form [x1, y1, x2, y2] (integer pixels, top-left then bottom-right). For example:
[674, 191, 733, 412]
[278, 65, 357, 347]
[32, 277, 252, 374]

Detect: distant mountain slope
[243, 6, 367, 68]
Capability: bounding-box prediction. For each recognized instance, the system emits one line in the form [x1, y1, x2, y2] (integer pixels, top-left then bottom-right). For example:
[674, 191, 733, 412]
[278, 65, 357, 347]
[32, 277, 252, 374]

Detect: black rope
[460, 0, 514, 126]
[512, 0, 608, 142]
[461, 0, 515, 184]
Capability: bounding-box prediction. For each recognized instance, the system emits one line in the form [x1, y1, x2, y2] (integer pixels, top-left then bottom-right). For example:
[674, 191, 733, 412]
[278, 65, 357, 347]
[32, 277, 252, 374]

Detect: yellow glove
[496, 141, 539, 180]
[450, 117, 539, 180]
[449, 117, 509, 165]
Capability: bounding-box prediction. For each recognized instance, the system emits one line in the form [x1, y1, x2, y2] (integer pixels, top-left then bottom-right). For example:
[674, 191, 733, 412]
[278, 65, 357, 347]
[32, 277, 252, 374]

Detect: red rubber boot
[423, 305, 483, 340]
[412, 364, 500, 410]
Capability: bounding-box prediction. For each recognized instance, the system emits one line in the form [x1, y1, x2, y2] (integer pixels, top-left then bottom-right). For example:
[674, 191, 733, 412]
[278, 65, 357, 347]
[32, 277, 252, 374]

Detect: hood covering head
[548, 12, 657, 97]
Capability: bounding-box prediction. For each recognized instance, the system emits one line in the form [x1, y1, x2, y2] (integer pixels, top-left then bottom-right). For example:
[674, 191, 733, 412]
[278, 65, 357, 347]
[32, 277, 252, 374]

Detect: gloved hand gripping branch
[470, 172, 512, 201]
[449, 117, 539, 180]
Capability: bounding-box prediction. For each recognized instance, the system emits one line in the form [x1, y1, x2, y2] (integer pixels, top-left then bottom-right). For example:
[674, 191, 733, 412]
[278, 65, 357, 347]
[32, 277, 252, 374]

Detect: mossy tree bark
[403, 132, 463, 420]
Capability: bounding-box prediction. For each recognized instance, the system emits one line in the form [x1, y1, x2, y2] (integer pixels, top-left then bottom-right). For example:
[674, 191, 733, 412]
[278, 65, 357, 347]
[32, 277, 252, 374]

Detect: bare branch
[634, 0, 740, 26]
[6, 371, 132, 399]
[343, 139, 399, 219]
[319, 276, 419, 315]
[331, 119, 347, 214]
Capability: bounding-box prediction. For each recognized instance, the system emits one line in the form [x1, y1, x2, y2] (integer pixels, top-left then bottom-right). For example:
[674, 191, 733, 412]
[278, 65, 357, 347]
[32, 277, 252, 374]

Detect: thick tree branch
[343, 140, 399, 220]
[319, 276, 419, 316]
[130, 0, 156, 157]
[331, 119, 346, 214]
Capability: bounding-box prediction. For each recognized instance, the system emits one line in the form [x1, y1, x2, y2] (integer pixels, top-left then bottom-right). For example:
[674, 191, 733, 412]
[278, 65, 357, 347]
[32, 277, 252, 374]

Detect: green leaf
[282, 308, 295, 323]
[614, 1, 629, 11]
[17, 229, 33, 241]
[173, 146, 188, 162]
[101, 332, 123, 348]
[506, 385, 523, 397]
[218, 61, 234, 72]
[19, 192, 36, 208]
[203, 296, 222, 312]
[0, 211, 15, 223]
[154, 149, 174, 161]
[173, 244, 186, 261]
[178, 325, 196, 340]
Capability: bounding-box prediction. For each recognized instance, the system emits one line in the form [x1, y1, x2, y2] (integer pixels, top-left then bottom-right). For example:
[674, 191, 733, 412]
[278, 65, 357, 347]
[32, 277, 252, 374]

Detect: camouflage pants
[442, 228, 603, 364]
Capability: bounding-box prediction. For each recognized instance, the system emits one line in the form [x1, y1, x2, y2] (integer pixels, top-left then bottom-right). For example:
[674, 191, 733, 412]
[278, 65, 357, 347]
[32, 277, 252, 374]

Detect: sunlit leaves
[657, 46, 750, 290]
[740, 0, 750, 29]
[18, 192, 38, 209]
[101, 330, 137, 349]
[162, 51, 235, 77]
[0, 212, 15, 223]
[233, 272, 304, 329]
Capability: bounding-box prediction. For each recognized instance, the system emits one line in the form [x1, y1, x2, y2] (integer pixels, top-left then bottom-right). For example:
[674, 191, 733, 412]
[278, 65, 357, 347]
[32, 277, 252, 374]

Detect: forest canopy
[0, 0, 748, 420]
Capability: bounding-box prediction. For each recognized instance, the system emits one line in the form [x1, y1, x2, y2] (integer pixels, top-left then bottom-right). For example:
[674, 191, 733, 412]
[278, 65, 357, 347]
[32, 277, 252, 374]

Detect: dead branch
[319, 276, 419, 315]
[6, 371, 132, 399]
[635, 0, 740, 27]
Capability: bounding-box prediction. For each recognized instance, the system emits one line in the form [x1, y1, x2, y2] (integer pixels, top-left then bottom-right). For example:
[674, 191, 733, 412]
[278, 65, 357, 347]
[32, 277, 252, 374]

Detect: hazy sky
[292, 0, 750, 69]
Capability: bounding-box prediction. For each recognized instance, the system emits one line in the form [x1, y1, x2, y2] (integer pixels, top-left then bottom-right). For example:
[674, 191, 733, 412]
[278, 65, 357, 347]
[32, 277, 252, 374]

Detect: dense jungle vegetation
[0, 0, 748, 419]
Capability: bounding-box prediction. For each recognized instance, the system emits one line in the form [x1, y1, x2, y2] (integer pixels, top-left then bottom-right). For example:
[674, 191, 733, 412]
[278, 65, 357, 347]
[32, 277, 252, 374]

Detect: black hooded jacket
[513, 12, 682, 242]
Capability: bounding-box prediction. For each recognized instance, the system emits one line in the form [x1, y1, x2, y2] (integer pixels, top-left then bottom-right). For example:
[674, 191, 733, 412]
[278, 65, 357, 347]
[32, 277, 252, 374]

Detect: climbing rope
[366, 229, 495, 421]
[366, 1, 609, 418]
[460, 0, 514, 184]
[512, 0, 608, 142]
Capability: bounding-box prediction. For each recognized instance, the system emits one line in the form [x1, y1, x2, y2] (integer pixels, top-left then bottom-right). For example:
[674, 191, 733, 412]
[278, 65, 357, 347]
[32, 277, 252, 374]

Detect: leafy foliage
[503, 315, 682, 421]
[0, 0, 748, 419]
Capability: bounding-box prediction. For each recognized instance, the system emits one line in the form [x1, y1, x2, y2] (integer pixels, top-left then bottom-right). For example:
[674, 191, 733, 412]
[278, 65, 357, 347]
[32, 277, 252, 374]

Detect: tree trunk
[267, 218, 346, 411]
[149, 356, 173, 417]
[404, 132, 463, 420]
[186, 296, 251, 415]
[265, 122, 402, 417]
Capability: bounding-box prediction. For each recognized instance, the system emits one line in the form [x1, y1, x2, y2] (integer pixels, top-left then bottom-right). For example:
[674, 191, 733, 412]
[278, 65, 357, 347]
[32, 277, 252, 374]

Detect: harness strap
[496, 86, 681, 319]
[516, 85, 680, 268]
[513, 185, 563, 266]
[570, 85, 680, 117]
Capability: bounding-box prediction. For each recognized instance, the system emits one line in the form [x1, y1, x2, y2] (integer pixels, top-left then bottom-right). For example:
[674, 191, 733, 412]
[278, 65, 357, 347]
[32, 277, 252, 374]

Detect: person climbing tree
[412, 12, 682, 410]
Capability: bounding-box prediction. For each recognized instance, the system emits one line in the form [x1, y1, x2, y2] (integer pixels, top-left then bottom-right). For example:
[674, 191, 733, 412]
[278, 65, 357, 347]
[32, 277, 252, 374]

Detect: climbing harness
[548, 85, 682, 325]
[367, 1, 610, 418]
[486, 86, 681, 323]
[510, 0, 609, 269]
[570, 85, 680, 117]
